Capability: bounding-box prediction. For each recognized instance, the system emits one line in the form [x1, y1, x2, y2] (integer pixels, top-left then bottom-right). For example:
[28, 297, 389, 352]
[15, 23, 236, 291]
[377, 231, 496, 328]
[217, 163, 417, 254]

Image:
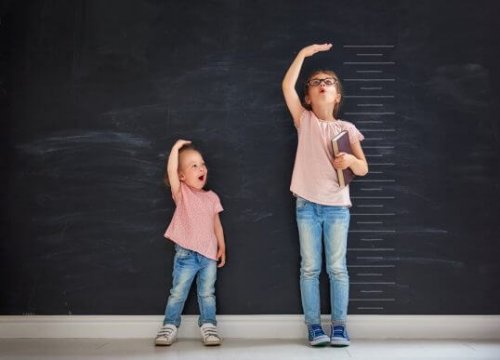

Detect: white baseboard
[1, 315, 499, 340]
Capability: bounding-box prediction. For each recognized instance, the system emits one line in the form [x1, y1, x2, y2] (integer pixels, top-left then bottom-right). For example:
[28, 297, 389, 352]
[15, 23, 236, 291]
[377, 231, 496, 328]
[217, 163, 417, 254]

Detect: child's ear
[178, 171, 186, 181]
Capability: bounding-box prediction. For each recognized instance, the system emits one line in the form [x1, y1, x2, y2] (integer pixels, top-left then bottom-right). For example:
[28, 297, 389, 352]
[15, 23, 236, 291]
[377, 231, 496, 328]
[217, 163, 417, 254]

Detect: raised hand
[173, 139, 191, 149]
[300, 43, 333, 58]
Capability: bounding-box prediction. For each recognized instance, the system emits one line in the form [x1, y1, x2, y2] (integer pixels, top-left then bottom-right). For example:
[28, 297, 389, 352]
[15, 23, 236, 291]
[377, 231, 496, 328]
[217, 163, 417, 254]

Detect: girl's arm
[282, 43, 332, 128]
[214, 213, 226, 268]
[167, 139, 191, 203]
[333, 141, 369, 176]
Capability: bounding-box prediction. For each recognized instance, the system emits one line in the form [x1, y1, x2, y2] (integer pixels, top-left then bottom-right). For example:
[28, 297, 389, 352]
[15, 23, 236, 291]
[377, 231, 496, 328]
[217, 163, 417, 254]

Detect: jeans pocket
[296, 196, 308, 210]
[175, 245, 191, 258]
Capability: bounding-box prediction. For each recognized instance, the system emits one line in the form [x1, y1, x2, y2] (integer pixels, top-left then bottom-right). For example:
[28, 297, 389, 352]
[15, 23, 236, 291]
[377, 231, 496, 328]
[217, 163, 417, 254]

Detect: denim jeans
[163, 245, 217, 327]
[296, 197, 350, 325]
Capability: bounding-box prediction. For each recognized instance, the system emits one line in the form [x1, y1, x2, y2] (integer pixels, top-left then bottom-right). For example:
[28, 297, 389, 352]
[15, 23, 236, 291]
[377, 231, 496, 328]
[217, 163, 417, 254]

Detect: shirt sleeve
[212, 192, 224, 213]
[344, 122, 365, 144]
[295, 110, 312, 132]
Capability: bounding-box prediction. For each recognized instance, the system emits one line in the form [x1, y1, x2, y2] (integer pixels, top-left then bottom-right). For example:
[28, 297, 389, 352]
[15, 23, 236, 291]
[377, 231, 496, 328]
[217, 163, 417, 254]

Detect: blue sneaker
[330, 325, 350, 347]
[307, 324, 330, 347]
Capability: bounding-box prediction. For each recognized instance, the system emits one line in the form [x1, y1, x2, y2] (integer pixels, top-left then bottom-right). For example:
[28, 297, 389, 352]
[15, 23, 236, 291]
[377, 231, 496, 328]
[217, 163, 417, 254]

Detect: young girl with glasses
[282, 43, 369, 347]
[155, 139, 226, 347]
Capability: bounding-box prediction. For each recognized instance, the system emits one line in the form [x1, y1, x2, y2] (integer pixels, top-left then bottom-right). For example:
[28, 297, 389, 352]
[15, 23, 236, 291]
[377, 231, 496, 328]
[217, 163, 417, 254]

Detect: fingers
[302, 43, 333, 57]
[174, 139, 192, 149]
[333, 153, 347, 169]
[318, 43, 333, 50]
[217, 253, 226, 268]
[217, 249, 226, 268]
[313, 43, 333, 53]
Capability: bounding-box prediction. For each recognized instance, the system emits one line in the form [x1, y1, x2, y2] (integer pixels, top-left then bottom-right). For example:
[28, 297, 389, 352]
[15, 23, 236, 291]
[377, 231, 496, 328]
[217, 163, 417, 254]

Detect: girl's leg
[196, 253, 218, 327]
[163, 246, 199, 327]
[296, 197, 323, 325]
[323, 206, 350, 323]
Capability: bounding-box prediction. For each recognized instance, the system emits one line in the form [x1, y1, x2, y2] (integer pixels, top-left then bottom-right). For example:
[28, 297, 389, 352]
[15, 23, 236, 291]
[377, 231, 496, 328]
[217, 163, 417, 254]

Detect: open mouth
[198, 175, 205, 181]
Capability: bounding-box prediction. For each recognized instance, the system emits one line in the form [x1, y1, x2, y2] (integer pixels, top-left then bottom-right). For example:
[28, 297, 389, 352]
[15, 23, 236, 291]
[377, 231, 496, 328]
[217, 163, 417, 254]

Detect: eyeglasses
[307, 78, 338, 87]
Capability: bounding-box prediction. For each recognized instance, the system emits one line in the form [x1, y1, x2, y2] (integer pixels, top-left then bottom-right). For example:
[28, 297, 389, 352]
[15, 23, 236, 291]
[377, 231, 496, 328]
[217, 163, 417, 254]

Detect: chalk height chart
[342, 44, 400, 313]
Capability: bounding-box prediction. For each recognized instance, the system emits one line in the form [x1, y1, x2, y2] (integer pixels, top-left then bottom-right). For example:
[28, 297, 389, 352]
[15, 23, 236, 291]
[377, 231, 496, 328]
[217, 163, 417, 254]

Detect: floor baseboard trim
[1, 315, 499, 339]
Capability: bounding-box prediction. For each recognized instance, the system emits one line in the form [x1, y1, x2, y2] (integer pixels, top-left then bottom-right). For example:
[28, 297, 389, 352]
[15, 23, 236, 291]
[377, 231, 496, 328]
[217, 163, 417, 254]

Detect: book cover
[332, 130, 355, 188]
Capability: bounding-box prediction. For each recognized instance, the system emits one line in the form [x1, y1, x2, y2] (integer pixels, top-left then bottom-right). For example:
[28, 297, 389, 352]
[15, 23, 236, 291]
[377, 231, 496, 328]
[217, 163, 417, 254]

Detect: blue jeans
[296, 197, 350, 325]
[163, 245, 217, 327]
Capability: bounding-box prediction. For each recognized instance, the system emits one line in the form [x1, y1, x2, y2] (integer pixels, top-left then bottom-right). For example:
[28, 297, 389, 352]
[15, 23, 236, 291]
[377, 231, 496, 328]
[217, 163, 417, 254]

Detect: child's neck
[182, 181, 205, 192]
[311, 105, 336, 121]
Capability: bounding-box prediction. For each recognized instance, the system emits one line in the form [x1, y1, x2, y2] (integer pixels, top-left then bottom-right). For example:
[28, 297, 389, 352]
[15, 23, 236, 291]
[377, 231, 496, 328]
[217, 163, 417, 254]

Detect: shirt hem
[164, 235, 218, 261]
[291, 191, 352, 208]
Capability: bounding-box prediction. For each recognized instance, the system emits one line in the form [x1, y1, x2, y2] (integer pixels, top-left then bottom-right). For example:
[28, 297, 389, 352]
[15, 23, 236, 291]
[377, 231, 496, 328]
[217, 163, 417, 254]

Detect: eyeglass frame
[306, 77, 338, 87]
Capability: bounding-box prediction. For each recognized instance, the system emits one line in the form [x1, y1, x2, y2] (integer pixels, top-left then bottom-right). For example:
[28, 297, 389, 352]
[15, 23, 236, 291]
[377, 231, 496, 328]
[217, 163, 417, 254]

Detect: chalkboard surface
[1, 0, 499, 315]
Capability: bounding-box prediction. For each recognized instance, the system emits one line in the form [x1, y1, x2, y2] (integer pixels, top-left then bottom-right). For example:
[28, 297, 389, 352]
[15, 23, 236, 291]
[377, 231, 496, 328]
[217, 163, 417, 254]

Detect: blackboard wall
[2, 0, 499, 315]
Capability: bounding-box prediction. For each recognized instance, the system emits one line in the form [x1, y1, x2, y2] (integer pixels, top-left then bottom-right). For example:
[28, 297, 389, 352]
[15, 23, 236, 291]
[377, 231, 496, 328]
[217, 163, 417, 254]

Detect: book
[332, 130, 355, 188]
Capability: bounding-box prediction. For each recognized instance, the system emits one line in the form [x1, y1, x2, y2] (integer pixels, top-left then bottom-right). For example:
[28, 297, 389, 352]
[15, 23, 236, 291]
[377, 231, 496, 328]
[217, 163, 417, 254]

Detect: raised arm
[167, 139, 191, 203]
[282, 43, 333, 128]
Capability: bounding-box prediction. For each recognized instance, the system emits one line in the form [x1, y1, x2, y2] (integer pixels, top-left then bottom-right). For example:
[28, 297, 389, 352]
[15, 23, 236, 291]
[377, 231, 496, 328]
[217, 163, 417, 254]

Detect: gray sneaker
[155, 324, 177, 346]
[200, 323, 222, 346]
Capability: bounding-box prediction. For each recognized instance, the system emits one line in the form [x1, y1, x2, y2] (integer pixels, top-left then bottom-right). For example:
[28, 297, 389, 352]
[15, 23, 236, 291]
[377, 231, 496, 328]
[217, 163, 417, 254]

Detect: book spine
[332, 141, 345, 187]
[338, 169, 345, 187]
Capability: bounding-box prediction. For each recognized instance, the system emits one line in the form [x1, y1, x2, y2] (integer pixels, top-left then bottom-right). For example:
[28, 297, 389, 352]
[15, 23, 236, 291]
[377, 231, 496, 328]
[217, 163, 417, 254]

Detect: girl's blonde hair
[303, 69, 343, 118]
[163, 144, 200, 187]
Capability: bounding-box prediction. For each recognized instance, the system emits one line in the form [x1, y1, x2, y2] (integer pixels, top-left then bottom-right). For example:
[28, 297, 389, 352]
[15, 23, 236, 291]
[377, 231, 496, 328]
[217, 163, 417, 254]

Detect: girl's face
[305, 72, 341, 109]
[178, 150, 207, 190]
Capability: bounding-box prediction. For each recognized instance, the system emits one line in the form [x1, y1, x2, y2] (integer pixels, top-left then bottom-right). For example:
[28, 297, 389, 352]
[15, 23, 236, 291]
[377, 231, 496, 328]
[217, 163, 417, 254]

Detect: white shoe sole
[155, 338, 175, 346]
[309, 335, 330, 347]
[203, 338, 222, 346]
[330, 338, 350, 347]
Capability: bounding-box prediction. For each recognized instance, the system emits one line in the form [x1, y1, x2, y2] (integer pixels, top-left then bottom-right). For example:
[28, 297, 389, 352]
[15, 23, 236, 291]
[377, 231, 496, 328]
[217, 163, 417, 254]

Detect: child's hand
[216, 247, 226, 268]
[173, 139, 191, 149]
[333, 152, 355, 170]
[300, 43, 333, 58]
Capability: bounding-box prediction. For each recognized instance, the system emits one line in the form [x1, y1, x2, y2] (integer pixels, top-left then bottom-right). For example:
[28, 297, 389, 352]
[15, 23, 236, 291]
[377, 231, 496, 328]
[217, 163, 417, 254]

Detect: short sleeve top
[164, 182, 223, 260]
[290, 110, 364, 206]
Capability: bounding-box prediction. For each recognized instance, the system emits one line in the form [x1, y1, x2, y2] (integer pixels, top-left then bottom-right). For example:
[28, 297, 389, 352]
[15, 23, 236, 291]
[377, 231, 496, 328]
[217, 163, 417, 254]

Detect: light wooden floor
[1, 338, 499, 360]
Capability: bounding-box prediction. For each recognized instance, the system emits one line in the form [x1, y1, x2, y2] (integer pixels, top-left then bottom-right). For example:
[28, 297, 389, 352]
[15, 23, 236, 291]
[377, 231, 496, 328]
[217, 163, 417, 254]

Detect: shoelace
[333, 326, 347, 338]
[310, 326, 325, 337]
[201, 327, 220, 339]
[158, 327, 174, 337]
